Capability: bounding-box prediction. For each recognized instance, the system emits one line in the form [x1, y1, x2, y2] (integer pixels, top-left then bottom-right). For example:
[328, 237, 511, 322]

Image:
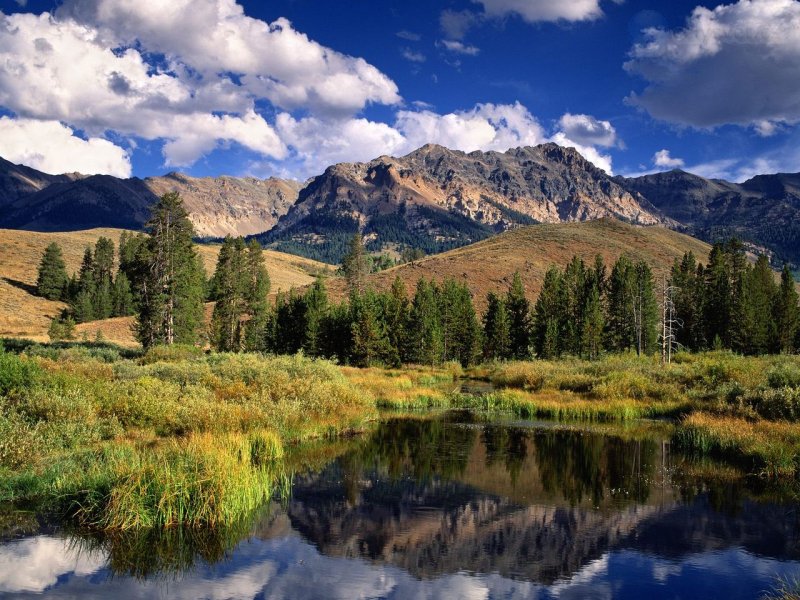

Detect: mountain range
[1, 144, 798, 264]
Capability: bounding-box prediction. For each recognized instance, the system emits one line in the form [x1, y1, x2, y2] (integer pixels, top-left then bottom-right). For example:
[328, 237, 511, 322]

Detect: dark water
[2, 413, 800, 599]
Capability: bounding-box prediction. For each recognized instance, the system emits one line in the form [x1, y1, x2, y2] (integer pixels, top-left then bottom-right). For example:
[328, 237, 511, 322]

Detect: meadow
[1, 340, 799, 533]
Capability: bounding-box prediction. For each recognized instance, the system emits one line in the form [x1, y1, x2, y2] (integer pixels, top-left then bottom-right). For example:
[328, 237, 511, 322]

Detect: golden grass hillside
[326, 219, 713, 310]
[0, 228, 333, 344]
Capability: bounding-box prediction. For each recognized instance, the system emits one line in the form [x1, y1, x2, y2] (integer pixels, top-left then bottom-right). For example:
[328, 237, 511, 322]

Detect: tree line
[37, 193, 800, 360]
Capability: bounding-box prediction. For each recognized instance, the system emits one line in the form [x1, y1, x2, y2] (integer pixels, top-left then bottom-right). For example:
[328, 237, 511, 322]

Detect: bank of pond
[1, 340, 799, 536]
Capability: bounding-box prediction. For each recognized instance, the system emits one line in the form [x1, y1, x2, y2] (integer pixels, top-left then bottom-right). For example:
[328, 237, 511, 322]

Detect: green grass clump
[455, 389, 688, 422]
[0, 347, 375, 528]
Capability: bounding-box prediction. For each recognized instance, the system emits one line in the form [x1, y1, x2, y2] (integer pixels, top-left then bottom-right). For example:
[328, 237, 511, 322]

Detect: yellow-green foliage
[0, 346, 374, 528]
[674, 412, 800, 478]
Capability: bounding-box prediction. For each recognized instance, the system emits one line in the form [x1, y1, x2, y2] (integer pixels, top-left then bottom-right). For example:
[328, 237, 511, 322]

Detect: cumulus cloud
[59, 1, 400, 115]
[474, 0, 605, 23]
[396, 102, 547, 154]
[625, 0, 800, 131]
[440, 40, 481, 56]
[557, 113, 618, 147]
[0, 117, 131, 176]
[0, 2, 399, 170]
[653, 149, 685, 169]
[549, 132, 614, 173]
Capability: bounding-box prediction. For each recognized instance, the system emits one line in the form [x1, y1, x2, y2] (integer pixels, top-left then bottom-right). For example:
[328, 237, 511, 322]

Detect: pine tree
[562, 256, 587, 355]
[210, 237, 248, 352]
[243, 240, 271, 352]
[506, 272, 531, 359]
[71, 247, 96, 323]
[581, 285, 604, 360]
[739, 256, 778, 355]
[671, 252, 703, 350]
[775, 265, 800, 353]
[483, 291, 511, 361]
[383, 276, 409, 365]
[112, 271, 135, 316]
[440, 279, 481, 367]
[36, 243, 68, 300]
[342, 232, 369, 294]
[408, 279, 444, 365]
[350, 290, 390, 367]
[135, 192, 206, 349]
[633, 261, 658, 355]
[605, 255, 635, 353]
[532, 266, 565, 359]
[303, 276, 329, 356]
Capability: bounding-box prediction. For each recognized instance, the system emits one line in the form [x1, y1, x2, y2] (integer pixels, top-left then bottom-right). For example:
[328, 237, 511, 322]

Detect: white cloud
[401, 48, 426, 63]
[653, 149, 685, 169]
[474, 0, 605, 23]
[274, 114, 408, 176]
[0, 2, 400, 170]
[625, 0, 800, 130]
[59, 2, 400, 116]
[549, 131, 614, 174]
[396, 102, 547, 154]
[557, 113, 618, 147]
[440, 40, 481, 56]
[269, 103, 615, 179]
[396, 30, 421, 41]
[440, 9, 480, 40]
[0, 117, 131, 176]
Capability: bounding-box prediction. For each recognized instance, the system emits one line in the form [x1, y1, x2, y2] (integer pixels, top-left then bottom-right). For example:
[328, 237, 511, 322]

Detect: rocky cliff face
[0, 158, 300, 238]
[263, 143, 668, 262]
[620, 170, 800, 263]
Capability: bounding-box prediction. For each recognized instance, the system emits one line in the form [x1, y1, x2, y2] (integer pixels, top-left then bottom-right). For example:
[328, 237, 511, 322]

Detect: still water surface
[2, 412, 799, 599]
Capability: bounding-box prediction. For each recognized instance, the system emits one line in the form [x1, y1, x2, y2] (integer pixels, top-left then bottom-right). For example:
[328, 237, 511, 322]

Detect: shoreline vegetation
[2, 340, 800, 534]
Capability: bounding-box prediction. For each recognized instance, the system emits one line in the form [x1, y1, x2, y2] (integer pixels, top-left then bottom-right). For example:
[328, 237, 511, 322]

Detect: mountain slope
[0, 158, 301, 238]
[620, 170, 800, 263]
[320, 219, 712, 311]
[0, 228, 332, 345]
[261, 144, 668, 263]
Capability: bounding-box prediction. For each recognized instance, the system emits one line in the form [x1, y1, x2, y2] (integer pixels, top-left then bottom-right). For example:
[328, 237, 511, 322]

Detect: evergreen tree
[738, 256, 778, 355]
[562, 256, 587, 355]
[506, 272, 531, 359]
[350, 290, 390, 367]
[318, 301, 353, 362]
[243, 239, 272, 352]
[775, 265, 800, 353]
[407, 279, 444, 365]
[303, 276, 329, 356]
[210, 237, 248, 352]
[483, 291, 511, 361]
[581, 285, 604, 360]
[112, 271, 135, 317]
[703, 243, 733, 348]
[632, 261, 659, 355]
[532, 266, 565, 359]
[605, 255, 635, 353]
[342, 232, 369, 294]
[36, 243, 68, 300]
[383, 276, 409, 365]
[439, 279, 481, 367]
[71, 247, 96, 323]
[48, 316, 76, 341]
[135, 192, 206, 349]
[671, 252, 703, 350]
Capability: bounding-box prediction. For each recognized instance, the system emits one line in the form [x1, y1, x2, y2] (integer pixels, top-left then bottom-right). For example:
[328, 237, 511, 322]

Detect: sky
[0, 0, 799, 183]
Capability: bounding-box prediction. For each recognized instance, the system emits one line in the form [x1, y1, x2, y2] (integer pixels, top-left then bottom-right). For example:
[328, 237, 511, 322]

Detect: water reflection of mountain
[284, 419, 800, 584]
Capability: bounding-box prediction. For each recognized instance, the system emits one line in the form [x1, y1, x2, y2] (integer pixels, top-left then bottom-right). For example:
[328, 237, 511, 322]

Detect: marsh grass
[674, 413, 800, 478]
[0, 346, 375, 528]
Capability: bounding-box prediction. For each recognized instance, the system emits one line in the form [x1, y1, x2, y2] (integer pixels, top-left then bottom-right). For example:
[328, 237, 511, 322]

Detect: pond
[2, 412, 799, 599]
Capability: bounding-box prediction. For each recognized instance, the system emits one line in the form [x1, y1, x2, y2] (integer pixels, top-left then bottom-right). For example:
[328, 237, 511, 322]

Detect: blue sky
[1, 0, 799, 182]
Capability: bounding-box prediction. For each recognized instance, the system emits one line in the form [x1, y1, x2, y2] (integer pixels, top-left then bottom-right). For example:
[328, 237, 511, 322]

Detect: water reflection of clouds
[4, 533, 800, 599]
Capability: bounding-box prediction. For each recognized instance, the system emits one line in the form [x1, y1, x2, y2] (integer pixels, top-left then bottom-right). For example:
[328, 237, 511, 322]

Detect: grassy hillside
[325, 219, 713, 310]
[0, 228, 332, 344]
